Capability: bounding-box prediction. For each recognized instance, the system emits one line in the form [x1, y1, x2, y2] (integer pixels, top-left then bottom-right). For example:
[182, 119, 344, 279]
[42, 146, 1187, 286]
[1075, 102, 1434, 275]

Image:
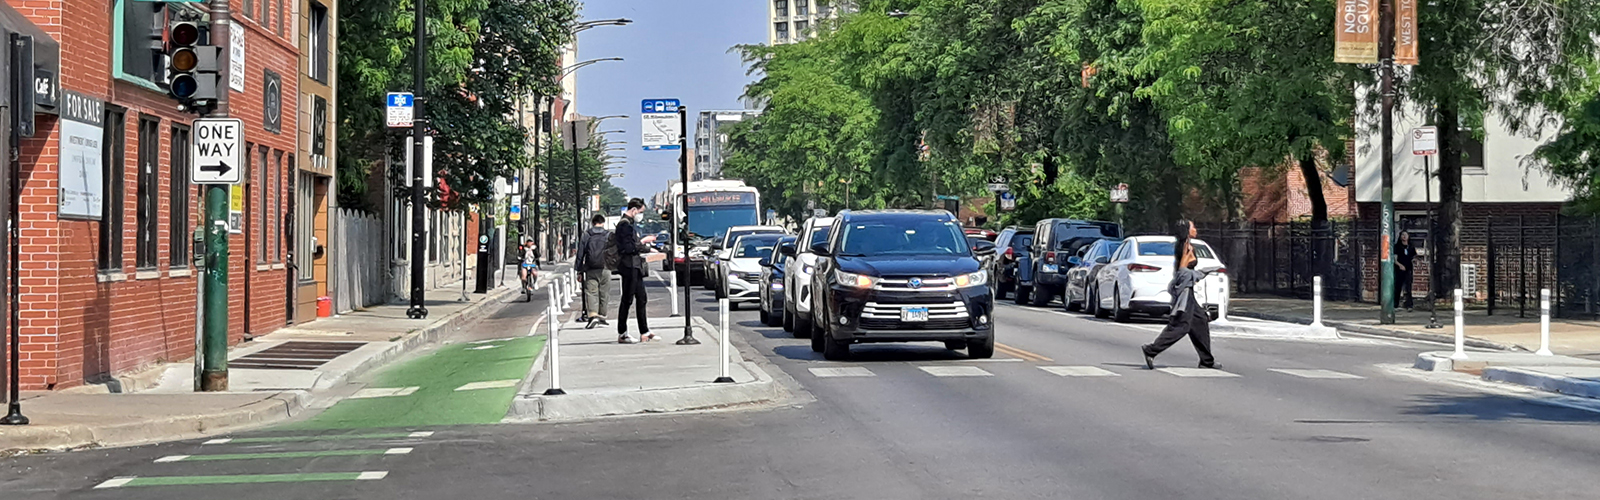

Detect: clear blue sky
[573, 0, 766, 200]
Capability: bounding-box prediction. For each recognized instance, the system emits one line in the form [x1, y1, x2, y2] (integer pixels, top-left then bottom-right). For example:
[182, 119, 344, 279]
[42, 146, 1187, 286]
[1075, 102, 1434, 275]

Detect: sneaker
[1199, 362, 1220, 369]
[586, 317, 599, 330]
[641, 332, 658, 342]
[596, 319, 611, 326]
[1140, 345, 1156, 370]
[618, 335, 636, 344]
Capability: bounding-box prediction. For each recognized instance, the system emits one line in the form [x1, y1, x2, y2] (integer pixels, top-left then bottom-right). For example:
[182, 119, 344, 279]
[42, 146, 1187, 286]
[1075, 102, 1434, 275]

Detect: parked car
[708, 225, 786, 297]
[759, 236, 798, 327]
[808, 210, 995, 360]
[723, 233, 785, 308]
[1061, 238, 1123, 314]
[783, 216, 835, 337]
[1092, 235, 1227, 323]
[989, 227, 1034, 301]
[964, 227, 998, 241]
[1021, 219, 1123, 307]
[968, 235, 998, 270]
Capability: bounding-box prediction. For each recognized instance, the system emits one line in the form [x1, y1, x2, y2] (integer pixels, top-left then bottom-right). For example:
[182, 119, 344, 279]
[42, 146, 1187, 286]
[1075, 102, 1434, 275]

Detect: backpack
[584, 230, 615, 271]
[602, 236, 620, 270]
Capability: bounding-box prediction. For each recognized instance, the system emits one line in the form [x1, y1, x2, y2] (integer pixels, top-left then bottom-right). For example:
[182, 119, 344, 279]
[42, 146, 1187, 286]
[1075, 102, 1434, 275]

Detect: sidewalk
[0, 266, 545, 455]
[505, 271, 784, 422]
[1229, 295, 1600, 358]
[1414, 351, 1600, 400]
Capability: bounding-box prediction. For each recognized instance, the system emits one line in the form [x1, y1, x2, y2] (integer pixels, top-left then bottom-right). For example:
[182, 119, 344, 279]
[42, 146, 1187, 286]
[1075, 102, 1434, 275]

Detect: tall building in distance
[695, 110, 762, 181]
[768, 0, 853, 45]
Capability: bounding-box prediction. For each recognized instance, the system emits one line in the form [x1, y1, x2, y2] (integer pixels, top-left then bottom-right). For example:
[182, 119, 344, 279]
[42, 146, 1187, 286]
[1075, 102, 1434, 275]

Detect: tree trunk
[1436, 105, 1464, 294]
[1299, 155, 1331, 280]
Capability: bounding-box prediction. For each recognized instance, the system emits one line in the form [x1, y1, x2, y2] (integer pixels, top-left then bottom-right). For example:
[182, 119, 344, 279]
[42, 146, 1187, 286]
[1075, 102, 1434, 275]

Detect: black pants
[1395, 270, 1414, 310]
[1143, 300, 1214, 366]
[617, 266, 649, 335]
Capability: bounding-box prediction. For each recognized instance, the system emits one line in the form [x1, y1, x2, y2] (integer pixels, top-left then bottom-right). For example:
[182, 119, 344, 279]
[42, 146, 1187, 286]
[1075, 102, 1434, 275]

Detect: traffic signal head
[166, 22, 219, 109]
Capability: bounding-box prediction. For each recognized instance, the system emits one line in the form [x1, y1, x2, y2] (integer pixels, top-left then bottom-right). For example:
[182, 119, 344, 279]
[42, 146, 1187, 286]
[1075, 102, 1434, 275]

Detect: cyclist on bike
[519, 240, 540, 297]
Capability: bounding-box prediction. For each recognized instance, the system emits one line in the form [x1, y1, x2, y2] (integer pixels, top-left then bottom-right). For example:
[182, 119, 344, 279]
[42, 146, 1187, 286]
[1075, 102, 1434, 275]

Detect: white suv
[782, 217, 834, 338]
[710, 225, 786, 297]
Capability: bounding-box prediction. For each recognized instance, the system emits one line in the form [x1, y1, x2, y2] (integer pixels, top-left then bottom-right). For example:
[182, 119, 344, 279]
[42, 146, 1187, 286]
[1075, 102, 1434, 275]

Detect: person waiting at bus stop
[615, 199, 657, 343]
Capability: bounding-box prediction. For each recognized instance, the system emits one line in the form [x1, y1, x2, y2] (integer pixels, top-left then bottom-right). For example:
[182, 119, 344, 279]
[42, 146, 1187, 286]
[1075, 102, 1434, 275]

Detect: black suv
[807, 210, 995, 360]
[1021, 219, 1122, 307]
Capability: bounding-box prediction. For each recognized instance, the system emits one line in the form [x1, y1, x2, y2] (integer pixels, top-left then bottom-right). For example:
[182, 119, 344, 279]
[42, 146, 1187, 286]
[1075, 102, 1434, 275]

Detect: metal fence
[1197, 221, 1376, 302]
[332, 208, 392, 313]
[1485, 215, 1600, 319]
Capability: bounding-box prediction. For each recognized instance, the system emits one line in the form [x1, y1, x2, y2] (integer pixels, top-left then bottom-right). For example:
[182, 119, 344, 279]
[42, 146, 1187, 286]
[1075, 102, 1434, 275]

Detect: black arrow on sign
[200, 162, 232, 176]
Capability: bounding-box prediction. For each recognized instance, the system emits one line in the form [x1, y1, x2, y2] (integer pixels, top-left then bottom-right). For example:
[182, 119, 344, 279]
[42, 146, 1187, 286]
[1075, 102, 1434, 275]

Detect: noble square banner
[1335, 0, 1418, 65]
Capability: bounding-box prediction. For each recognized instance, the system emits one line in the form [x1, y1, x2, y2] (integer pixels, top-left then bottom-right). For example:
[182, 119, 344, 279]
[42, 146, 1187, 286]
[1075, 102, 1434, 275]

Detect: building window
[296, 172, 316, 282]
[312, 96, 328, 156]
[259, 0, 269, 28]
[1460, 129, 1486, 174]
[795, 20, 809, 39]
[136, 116, 160, 269]
[309, 3, 330, 82]
[273, 0, 283, 36]
[775, 22, 789, 41]
[118, 0, 165, 84]
[273, 150, 284, 262]
[243, 0, 254, 22]
[797, 0, 809, 16]
[99, 107, 127, 272]
[258, 146, 269, 262]
[170, 126, 191, 267]
[428, 211, 439, 263]
[775, 0, 788, 16]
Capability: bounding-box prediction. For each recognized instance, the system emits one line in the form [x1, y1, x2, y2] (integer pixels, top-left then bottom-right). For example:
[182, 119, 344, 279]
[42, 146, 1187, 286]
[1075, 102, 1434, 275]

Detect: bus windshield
[687, 206, 759, 240]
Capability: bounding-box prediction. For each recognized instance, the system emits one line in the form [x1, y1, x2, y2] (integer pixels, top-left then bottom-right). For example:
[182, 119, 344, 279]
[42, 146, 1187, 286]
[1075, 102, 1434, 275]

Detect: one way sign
[192, 118, 244, 184]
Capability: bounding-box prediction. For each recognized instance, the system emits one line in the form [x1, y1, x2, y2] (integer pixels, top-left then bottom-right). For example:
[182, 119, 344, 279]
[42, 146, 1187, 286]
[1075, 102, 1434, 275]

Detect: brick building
[6, 0, 300, 390]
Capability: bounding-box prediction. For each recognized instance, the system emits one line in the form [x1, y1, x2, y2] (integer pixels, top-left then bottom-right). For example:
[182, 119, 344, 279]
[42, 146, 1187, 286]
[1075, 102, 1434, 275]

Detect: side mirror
[1096, 256, 1110, 264]
[973, 241, 996, 253]
[809, 243, 830, 256]
[758, 257, 772, 268]
[1067, 256, 1082, 266]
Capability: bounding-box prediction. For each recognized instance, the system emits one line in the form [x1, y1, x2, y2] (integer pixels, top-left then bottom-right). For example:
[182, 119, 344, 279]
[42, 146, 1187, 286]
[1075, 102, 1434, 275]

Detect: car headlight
[954, 270, 988, 288]
[835, 269, 877, 288]
[771, 282, 785, 290]
[802, 264, 815, 275]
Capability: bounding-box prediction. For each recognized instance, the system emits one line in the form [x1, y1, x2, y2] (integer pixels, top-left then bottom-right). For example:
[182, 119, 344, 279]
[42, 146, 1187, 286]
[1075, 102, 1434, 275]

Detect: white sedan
[724, 233, 785, 308]
[1092, 236, 1228, 323]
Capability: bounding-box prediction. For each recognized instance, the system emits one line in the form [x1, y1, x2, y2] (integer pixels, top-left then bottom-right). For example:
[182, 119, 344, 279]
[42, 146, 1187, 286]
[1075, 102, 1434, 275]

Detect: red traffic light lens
[171, 23, 200, 47]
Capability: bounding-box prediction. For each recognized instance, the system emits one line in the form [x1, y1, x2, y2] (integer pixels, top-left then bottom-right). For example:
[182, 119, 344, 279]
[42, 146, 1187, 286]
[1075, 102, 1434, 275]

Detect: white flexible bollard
[715, 298, 734, 383]
[551, 279, 565, 314]
[1310, 276, 1325, 328]
[669, 270, 680, 316]
[544, 290, 565, 395]
[1536, 288, 1553, 356]
[1451, 288, 1469, 361]
[1215, 273, 1230, 323]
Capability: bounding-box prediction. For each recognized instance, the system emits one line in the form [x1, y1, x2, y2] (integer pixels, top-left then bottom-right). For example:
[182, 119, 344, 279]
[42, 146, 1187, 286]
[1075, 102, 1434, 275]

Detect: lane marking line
[348, 387, 420, 399]
[468, 338, 513, 344]
[409, 431, 434, 438]
[919, 366, 993, 377]
[358, 471, 389, 480]
[1270, 368, 1364, 379]
[155, 449, 405, 462]
[94, 477, 136, 489]
[454, 379, 521, 391]
[385, 447, 414, 455]
[1158, 367, 1241, 378]
[808, 367, 875, 377]
[154, 455, 189, 463]
[1039, 366, 1120, 377]
[202, 438, 231, 445]
[204, 432, 430, 445]
[467, 345, 501, 350]
[995, 343, 1053, 362]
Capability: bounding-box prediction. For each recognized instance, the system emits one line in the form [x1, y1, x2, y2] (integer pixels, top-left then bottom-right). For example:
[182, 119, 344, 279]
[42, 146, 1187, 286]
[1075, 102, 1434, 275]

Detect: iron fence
[1485, 215, 1600, 319]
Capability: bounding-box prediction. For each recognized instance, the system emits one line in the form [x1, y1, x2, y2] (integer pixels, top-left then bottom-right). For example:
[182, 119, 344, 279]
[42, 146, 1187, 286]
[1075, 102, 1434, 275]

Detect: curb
[1229, 310, 1525, 351]
[311, 284, 522, 391]
[0, 392, 307, 455]
[1482, 367, 1600, 400]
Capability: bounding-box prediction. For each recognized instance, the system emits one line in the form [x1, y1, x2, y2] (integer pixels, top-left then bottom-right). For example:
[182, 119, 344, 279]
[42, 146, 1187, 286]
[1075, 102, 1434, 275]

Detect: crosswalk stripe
[918, 366, 993, 377]
[1157, 367, 1240, 378]
[202, 431, 432, 445]
[454, 379, 521, 391]
[348, 387, 419, 399]
[1039, 366, 1120, 377]
[154, 448, 408, 463]
[809, 367, 875, 377]
[1270, 368, 1363, 379]
[94, 471, 390, 488]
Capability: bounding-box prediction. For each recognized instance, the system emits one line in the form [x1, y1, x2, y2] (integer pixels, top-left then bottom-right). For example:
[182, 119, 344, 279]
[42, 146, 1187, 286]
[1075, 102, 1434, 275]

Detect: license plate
[901, 307, 929, 322]
[1041, 264, 1059, 273]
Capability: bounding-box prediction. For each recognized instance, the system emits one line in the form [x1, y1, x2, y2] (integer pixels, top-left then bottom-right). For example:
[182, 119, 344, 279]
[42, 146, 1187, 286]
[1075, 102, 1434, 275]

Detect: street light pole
[1378, 0, 1396, 324]
[405, 0, 429, 320]
[675, 105, 698, 345]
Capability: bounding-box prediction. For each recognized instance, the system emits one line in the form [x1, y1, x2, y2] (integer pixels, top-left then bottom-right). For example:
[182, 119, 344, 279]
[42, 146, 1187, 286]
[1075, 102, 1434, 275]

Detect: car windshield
[735, 237, 780, 259]
[725, 229, 779, 247]
[837, 218, 968, 256]
[808, 225, 831, 248]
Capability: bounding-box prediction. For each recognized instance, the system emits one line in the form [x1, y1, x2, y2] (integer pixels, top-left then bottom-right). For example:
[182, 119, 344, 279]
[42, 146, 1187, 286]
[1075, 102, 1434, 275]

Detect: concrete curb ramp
[1413, 351, 1600, 401]
[0, 392, 306, 454]
[1210, 318, 1339, 339]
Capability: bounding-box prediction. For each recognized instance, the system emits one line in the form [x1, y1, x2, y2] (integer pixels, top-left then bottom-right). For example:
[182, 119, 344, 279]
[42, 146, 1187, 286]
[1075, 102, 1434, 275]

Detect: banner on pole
[1335, 0, 1379, 64]
[1394, 0, 1419, 65]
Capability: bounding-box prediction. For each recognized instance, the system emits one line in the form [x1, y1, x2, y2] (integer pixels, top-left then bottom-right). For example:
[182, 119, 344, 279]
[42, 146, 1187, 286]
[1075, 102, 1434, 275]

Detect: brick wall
[1240, 160, 1358, 224]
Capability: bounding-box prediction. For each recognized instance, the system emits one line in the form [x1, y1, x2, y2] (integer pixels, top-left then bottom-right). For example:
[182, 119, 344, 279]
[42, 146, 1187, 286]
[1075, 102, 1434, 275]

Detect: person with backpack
[577, 214, 613, 328]
[615, 199, 656, 343]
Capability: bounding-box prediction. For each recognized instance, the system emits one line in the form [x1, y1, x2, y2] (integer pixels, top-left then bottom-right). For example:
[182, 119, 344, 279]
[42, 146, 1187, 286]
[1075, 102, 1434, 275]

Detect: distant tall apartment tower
[695, 110, 763, 181]
[769, 0, 852, 44]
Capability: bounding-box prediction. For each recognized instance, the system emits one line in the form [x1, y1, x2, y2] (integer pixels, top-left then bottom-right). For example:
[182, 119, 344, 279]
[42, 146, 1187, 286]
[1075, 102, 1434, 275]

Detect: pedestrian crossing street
[92, 431, 438, 490]
[808, 364, 1367, 380]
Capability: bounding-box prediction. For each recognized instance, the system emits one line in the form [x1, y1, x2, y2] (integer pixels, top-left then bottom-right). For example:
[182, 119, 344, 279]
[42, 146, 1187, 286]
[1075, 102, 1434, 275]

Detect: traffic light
[166, 22, 220, 110]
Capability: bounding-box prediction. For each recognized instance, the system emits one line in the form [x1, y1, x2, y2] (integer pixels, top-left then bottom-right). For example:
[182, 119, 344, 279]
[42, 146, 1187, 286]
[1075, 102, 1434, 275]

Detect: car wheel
[967, 335, 995, 359]
[1030, 284, 1053, 307]
[1014, 285, 1032, 305]
[944, 341, 966, 351]
[807, 315, 824, 352]
[1113, 286, 1133, 323]
[759, 306, 770, 324]
[1092, 285, 1110, 319]
[822, 325, 851, 361]
[1064, 284, 1082, 312]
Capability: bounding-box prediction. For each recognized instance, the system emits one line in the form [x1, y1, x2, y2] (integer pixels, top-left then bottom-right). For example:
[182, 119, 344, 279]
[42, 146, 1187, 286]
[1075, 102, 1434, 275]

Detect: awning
[0, 1, 61, 114]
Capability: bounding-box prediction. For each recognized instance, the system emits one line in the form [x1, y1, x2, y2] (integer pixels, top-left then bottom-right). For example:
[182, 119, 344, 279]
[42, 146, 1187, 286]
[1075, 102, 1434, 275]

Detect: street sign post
[641, 99, 682, 151]
[386, 92, 414, 128]
[191, 118, 243, 184]
[1411, 126, 1437, 156]
[1110, 183, 1130, 203]
[1413, 126, 1443, 329]
[999, 191, 1016, 211]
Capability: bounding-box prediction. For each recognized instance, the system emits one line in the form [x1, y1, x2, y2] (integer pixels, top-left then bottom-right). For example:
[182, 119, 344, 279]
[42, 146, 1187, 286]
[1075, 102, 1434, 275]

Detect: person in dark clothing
[1395, 231, 1416, 311]
[576, 214, 612, 327]
[614, 198, 656, 343]
[1142, 220, 1217, 369]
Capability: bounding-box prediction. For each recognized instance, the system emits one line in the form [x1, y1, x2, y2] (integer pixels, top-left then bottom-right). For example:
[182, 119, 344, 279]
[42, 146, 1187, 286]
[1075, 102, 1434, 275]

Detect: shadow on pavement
[1401, 393, 1600, 423]
[772, 343, 975, 362]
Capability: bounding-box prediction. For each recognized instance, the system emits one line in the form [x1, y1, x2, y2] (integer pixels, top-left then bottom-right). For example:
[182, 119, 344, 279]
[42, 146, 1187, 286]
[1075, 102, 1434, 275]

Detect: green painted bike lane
[284, 335, 545, 430]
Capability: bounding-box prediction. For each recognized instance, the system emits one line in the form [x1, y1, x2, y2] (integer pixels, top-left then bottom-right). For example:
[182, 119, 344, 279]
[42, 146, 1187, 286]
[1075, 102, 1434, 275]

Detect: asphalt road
[5, 277, 1600, 500]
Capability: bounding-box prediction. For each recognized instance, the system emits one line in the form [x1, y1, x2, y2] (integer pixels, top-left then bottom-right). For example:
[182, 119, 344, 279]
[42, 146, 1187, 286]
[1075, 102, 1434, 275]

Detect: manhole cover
[231, 341, 366, 370]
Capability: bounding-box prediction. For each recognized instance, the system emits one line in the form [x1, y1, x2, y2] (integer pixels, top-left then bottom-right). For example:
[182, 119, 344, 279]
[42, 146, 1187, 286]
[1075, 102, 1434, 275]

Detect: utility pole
[197, 0, 234, 392]
[571, 120, 581, 254]
[532, 97, 543, 266]
[405, 0, 429, 320]
[674, 105, 697, 345]
[3, 33, 26, 421]
[1378, 0, 1396, 324]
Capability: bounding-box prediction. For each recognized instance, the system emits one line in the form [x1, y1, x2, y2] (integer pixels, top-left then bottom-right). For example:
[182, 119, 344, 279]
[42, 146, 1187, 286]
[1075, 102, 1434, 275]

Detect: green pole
[1377, 0, 1396, 324]
[201, 185, 230, 391]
